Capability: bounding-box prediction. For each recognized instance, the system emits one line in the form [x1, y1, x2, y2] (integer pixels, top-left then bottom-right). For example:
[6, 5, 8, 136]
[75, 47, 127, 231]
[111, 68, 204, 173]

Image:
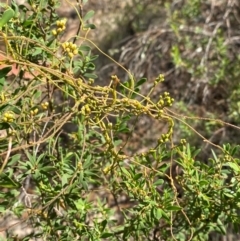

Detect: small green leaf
[79, 45, 91, 52]
[216, 218, 226, 234]
[32, 47, 43, 56]
[199, 193, 210, 204]
[166, 205, 182, 211]
[231, 145, 240, 156]
[101, 233, 113, 238]
[211, 149, 219, 162]
[0, 205, 6, 212]
[0, 174, 19, 188]
[153, 179, 164, 186]
[8, 154, 21, 166]
[0, 7, 15, 28]
[0, 77, 5, 91]
[83, 10, 95, 22]
[199, 180, 209, 186]
[62, 174, 70, 186]
[83, 73, 98, 79]
[84, 23, 96, 29]
[225, 162, 240, 173]
[0, 66, 12, 78]
[22, 19, 34, 27]
[135, 78, 147, 88]
[40, 166, 56, 172]
[86, 62, 95, 70]
[114, 139, 122, 147]
[160, 209, 170, 222]
[223, 188, 235, 198]
[133, 173, 142, 180]
[0, 123, 10, 130]
[90, 55, 98, 61]
[121, 167, 131, 178]
[153, 208, 163, 219]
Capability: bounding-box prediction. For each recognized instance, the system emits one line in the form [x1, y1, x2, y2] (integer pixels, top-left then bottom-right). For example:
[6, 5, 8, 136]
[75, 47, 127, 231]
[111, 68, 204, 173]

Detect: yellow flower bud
[57, 28, 63, 33]
[68, 52, 74, 58]
[52, 29, 57, 35]
[73, 49, 78, 55]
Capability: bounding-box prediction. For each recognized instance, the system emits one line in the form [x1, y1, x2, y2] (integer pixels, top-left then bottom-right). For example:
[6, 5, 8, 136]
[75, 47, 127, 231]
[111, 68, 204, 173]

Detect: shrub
[0, 1, 240, 241]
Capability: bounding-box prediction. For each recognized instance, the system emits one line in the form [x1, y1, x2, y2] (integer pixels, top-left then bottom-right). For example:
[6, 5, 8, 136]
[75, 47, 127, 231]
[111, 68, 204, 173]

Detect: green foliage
[0, 0, 240, 241]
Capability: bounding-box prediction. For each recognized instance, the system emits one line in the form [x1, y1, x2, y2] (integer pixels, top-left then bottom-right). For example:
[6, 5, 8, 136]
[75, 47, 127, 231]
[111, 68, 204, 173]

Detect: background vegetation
[0, 0, 240, 240]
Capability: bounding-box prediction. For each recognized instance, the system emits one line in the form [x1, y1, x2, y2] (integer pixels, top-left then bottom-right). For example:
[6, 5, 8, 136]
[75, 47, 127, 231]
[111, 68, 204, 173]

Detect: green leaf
[100, 219, 107, 232]
[223, 188, 235, 198]
[199, 180, 209, 186]
[0, 123, 10, 130]
[84, 23, 96, 29]
[79, 45, 91, 52]
[231, 145, 240, 156]
[166, 205, 182, 211]
[62, 174, 70, 186]
[0, 77, 5, 92]
[83, 10, 95, 22]
[160, 209, 170, 222]
[211, 149, 219, 163]
[114, 139, 122, 147]
[86, 62, 95, 70]
[0, 66, 12, 78]
[225, 162, 240, 173]
[101, 233, 113, 238]
[199, 193, 210, 205]
[83, 73, 98, 79]
[0, 173, 20, 188]
[40, 166, 56, 172]
[90, 55, 99, 61]
[0, 205, 6, 212]
[135, 78, 147, 88]
[0, 7, 15, 28]
[22, 19, 34, 27]
[153, 208, 162, 219]
[32, 47, 43, 56]
[153, 179, 164, 186]
[216, 218, 226, 234]
[121, 167, 131, 178]
[133, 173, 142, 180]
[36, 152, 46, 164]
[8, 154, 21, 166]
[25, 152, 35, 165]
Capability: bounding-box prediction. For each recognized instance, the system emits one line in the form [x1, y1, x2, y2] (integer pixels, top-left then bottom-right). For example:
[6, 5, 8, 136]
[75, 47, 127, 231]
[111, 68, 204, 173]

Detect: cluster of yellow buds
[157, 92, 174, 108]
[77, 161, 83, 170]
[41, 101, 49, 110]
[3, 112, 15, 122]
[158, 133, 170, 144]
[81, 104, 91, 115]
[52, 18, 67, 36]
[61, 42, 78, 58]
[0, 93, 7, 103]
[8, 128, 16, 136]
[154, 74, 165, 85]
[180, 139, 187, 145]
[30, 108, 38, 116]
